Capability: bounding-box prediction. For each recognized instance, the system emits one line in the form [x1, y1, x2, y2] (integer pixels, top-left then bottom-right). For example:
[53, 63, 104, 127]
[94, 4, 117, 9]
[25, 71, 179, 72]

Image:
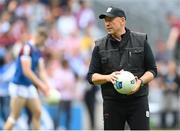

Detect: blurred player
[4, 27, 50, 130]
[166, 12, 180, 74]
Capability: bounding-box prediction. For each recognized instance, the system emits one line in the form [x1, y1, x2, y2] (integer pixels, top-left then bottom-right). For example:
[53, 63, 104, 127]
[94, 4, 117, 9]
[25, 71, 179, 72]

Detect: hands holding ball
[108, 70, 142, 95]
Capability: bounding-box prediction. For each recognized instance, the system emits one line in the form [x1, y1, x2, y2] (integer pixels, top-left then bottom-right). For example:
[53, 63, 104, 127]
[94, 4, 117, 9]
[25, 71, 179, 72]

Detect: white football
[45, 88, 61, 104]
[113, 71, 136, 94]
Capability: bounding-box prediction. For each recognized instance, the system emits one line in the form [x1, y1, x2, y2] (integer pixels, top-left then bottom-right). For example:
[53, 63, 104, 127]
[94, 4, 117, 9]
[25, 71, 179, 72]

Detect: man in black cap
[87, 6, 157, 130]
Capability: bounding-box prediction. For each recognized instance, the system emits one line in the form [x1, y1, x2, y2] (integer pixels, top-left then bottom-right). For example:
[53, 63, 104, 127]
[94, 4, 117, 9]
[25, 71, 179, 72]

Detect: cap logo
[106, 7, 112, 13]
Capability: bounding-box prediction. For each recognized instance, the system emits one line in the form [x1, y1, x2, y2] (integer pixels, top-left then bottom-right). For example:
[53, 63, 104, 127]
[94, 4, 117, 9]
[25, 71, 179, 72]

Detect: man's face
[35, 35, 47, 48]
[104, 16, 125, 35]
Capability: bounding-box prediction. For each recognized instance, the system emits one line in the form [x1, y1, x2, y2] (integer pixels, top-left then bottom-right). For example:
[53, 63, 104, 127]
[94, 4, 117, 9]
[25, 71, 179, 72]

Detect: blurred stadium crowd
[0, 0, 180, 130]
[0, 0, 102, 130]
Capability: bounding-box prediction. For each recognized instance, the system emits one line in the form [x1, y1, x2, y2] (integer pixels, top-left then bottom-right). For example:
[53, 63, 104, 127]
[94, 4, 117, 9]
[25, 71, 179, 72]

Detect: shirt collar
[108, 27, 130, 42]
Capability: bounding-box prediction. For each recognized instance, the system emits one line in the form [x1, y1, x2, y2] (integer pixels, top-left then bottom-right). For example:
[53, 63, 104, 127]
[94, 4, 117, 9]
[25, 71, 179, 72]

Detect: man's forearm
[40, 70, 51, 89]
[91, 73, 109, 85]
[139, 71, 154, 85]
[23, 68, 45, 89]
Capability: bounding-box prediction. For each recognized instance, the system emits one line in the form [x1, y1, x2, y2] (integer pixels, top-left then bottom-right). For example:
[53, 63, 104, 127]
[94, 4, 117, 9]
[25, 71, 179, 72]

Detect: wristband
[139, 78, 144, 87]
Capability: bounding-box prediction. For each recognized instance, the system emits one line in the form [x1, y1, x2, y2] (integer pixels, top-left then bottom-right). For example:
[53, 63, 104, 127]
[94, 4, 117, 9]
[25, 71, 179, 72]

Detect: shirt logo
[106, 7, 112, 13]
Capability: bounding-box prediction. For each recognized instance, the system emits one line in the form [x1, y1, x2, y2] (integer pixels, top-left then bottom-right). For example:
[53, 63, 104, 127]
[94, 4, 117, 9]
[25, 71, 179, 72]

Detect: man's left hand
[128, 78, 141, 95]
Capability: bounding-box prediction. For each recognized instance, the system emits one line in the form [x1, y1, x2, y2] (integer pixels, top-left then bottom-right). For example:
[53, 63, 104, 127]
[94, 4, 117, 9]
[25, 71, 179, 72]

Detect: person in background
[84, 84, 98, 130]
[0, 48, 16, 129]
[160, 60, 180, 128]
[166, 12, 180, 68]
[51, 58, 76, 130]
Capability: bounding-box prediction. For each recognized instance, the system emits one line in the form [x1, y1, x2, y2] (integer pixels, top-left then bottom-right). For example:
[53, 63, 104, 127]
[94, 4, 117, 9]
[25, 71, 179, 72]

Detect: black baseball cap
[99, 6, 126, 19]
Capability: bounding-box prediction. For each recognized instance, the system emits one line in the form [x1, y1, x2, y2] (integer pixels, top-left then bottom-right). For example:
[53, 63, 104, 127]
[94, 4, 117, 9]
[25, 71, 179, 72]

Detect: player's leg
[4, 83, 27, 130]
[26, 98, 41, 130]
[26, 85, 41, 130]
[4, 97, 26, 130]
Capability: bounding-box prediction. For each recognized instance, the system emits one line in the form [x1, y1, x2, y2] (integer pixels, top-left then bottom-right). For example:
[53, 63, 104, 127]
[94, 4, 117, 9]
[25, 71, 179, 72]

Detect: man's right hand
[108, 70, 124, 84]
[91, 70, 124, 85]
